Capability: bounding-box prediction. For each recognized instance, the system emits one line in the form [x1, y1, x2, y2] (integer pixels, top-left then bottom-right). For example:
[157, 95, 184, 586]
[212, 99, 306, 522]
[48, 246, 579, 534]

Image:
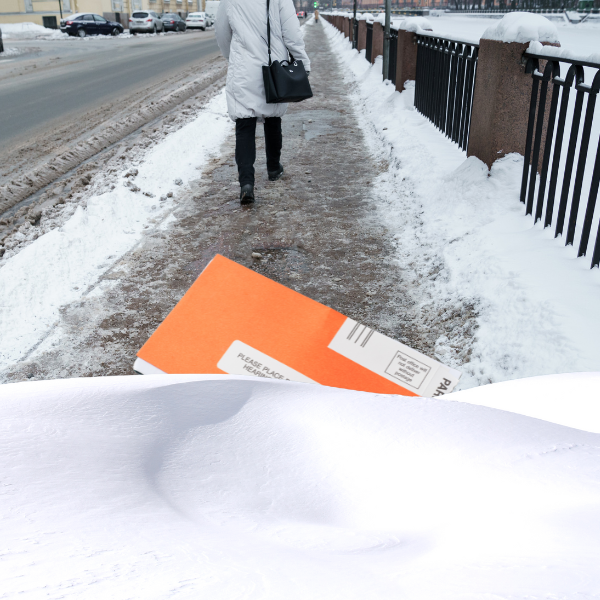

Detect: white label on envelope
[218, 340, 316, 384]
[328, 318, 461, 396]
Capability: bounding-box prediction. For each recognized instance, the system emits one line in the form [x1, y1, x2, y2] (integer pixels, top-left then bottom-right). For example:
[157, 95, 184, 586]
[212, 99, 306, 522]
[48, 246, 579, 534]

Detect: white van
[204, 0, 220, 25]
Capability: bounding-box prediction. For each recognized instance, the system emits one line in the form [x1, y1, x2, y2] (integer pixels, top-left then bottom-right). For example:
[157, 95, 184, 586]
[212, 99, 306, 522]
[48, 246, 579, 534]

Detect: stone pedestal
[395, 29, 418, 92]
[467, 38, 554, 169]
[357, 20, 367, 52]
[371, 22, 384, 63]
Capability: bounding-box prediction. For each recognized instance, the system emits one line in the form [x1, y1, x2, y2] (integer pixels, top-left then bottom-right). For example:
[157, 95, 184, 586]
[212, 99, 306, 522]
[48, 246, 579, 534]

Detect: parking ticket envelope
[134, 254, 460, 396]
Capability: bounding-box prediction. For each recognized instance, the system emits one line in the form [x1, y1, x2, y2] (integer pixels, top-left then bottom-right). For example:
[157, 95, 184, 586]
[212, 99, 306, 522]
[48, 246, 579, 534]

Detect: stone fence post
[357, 20, 367, 52]
[467, 17, 560, 168]
[371, 22, 384, 64]
[393, 26, 430, 92]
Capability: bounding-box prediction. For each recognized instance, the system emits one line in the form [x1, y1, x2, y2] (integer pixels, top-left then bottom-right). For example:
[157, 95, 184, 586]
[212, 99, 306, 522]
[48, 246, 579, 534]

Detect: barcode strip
[355, 325, 368, 344]
[347, 322, 360, 341]
[361, 329, 374, 348]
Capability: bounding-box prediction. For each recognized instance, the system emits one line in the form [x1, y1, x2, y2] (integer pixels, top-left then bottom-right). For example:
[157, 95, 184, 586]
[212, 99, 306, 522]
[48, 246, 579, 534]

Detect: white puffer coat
[216, 0, 310, 121]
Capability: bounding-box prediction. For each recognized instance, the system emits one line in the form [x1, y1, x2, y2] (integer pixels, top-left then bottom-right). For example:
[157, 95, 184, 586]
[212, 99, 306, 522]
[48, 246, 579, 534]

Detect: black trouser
[235, 117, 282, 187]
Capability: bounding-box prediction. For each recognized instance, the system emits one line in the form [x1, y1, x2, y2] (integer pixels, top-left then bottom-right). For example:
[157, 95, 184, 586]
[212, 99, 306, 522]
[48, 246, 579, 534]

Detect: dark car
[160, 13, 186, 32]
[60, 13, 124, 37]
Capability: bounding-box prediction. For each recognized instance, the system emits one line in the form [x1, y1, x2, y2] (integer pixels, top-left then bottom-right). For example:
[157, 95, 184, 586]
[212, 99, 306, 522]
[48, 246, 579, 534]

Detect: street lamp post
[58, 0, 63, 20]
[352, 0, 357, 48]
[382, 0, 391, 79]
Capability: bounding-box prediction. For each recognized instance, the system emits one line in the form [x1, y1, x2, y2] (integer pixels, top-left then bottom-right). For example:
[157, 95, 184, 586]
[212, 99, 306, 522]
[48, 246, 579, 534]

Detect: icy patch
[482, 12, 560, 44]
[0, 91, 231, 374]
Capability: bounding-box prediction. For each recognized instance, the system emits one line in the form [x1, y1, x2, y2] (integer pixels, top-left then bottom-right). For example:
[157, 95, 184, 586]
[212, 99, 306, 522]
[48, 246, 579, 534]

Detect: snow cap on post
[397, 17, 433, 33]
[482, 12, 560, 45]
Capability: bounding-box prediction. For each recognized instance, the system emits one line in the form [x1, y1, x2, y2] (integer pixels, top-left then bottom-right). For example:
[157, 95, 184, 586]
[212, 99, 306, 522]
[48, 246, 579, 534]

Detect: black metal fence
[387, 28, 398, 85]
[414, 35, 479, 152]
[521, 51, 600, 269]
[365, 22, 373, 63]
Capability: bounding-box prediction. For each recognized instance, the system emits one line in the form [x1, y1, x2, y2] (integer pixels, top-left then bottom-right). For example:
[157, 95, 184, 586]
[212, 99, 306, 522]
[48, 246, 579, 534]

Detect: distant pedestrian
[216, 0, 311, 204]
[314, 9, 319, 22]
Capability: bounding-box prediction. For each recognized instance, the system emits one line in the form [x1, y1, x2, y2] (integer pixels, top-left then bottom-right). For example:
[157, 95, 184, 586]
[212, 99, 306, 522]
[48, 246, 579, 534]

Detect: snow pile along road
[0, 22, 68, 40]
[322, 19, 600, 389]
[1, 373, 599, 598]
[0, 91, 231, 375]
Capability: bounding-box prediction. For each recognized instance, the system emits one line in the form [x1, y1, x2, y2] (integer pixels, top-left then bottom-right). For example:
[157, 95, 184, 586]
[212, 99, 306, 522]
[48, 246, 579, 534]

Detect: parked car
[185, 12, 212, 30]
[129, 11, 164, 34]
[160, 13, 187, 32]
[60, 13, 124, 37]
[296, 10, 307, 17]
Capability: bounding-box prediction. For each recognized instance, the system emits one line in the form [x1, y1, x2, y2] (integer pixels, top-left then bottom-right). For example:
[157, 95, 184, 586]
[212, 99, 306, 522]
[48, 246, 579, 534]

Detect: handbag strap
[266, 0, 272, 66]
[266, 0, 293, 67]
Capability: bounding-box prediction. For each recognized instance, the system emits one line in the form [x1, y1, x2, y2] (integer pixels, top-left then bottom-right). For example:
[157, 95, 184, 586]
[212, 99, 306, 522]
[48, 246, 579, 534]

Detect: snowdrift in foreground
[1, 373, 599, 599]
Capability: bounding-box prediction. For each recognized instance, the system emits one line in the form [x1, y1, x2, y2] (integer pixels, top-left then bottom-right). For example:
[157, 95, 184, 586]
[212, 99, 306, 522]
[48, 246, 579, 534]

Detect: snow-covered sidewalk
[322, 20, 600, 389]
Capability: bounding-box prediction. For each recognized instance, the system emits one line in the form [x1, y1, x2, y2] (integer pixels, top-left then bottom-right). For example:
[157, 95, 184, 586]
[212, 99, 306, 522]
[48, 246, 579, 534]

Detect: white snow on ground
[450, 371, 600, 433]
[0, 91, 231, 375]
[0, 22, 67, 40]
[0, 373, 599, 598]
[426, 12, 600, 50]
[323, 20, 600, 389]
[481, 12, 560, 43]
[0, 47, 23, 58]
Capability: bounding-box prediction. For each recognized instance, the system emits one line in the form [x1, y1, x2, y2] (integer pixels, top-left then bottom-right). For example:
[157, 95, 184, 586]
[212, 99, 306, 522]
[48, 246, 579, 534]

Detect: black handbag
[262, 0, 313, 104]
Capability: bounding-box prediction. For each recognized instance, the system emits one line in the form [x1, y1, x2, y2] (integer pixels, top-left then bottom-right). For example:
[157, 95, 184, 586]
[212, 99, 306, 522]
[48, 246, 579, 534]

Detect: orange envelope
[135, 254, 460, 396]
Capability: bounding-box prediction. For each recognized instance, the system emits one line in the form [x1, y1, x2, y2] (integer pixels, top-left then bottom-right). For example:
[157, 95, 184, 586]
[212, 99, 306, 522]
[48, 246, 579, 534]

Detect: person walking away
[216, 0, 311, 204]
[314, 9, 319, 22]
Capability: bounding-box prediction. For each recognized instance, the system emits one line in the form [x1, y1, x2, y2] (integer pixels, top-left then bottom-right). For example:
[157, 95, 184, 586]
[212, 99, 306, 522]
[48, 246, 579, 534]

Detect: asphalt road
[0, 32, 220, 146]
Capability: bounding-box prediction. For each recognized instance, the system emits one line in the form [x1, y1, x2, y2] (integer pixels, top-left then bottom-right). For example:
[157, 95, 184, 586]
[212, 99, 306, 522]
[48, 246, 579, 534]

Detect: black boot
[268, 164, 284, 181]
[240, 184, 254, 204]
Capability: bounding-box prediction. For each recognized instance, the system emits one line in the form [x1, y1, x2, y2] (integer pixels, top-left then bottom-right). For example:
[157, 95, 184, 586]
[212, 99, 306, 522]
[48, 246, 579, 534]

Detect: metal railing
[387, 28, 398, 85]
[365, 21, 374, 63]
[521, 51, 600, 269]
[414, 35, 479, 152]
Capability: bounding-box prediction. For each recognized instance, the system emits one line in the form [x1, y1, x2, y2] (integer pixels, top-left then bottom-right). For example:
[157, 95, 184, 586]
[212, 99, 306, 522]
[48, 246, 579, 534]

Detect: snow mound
[1, 373, 599, 598]
[528, 39, 600, 66]
[0, 22, 68, 40]
[482, 12, 560, 44]
[397, 17, 433, 33]
[449, 371, 600, 433]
